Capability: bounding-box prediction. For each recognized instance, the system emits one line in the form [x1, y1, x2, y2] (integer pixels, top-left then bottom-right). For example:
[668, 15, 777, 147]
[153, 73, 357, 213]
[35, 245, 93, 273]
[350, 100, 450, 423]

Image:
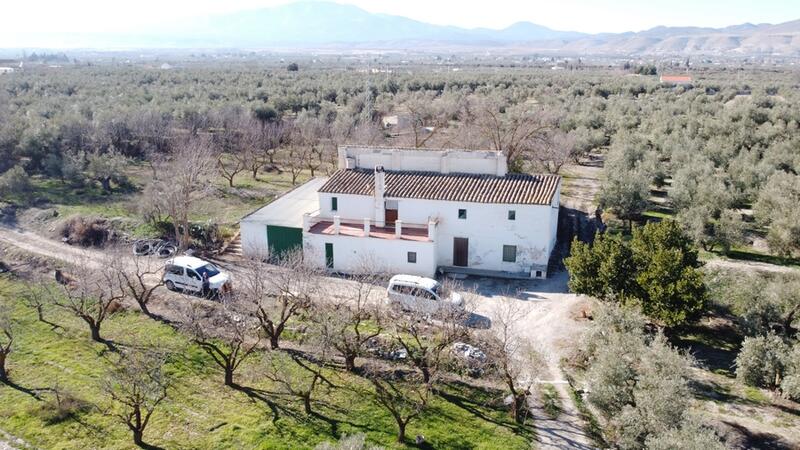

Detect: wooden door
[453, 237, 468, 267]
[385, 208, 398, 227]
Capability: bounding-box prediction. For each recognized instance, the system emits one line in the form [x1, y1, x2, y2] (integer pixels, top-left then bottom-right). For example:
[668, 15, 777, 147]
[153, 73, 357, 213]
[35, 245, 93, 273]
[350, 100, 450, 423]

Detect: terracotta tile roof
[660, 75, 693, 83]
[319, 169, 560, 205]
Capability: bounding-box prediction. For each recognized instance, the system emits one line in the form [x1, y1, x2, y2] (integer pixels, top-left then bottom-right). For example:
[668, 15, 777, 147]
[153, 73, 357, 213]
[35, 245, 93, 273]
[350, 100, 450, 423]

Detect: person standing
[202, 272, 210, 298]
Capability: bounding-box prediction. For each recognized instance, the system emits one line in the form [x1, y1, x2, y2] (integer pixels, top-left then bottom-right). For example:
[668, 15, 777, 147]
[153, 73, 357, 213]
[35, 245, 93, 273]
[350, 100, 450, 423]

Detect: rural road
[0, 224, 595, 450]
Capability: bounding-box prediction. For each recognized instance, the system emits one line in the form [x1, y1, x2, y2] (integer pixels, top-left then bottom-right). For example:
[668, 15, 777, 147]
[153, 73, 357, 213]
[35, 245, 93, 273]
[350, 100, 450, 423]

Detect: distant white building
[241, 146, 561, 278]
[0, 67, 14, 74]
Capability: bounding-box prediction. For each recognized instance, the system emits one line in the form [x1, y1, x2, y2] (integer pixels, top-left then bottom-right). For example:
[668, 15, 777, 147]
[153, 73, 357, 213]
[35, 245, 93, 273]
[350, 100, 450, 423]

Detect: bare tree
[246, 119, 287, 176]
[182, 301, 261, 387]
[278, 144, 308, 186]
[486, 298, 544, 423]
[364, 365, 430, 443]
[21, 285, 62, 330]
[49, 263, 125, 345]
[149, 136, 216, 250]
[107, 250, 164, 321]
[311, 271, 384, 372]
[404, 93, 447, 148]
[528, 130, 576, 174]
[471, 98, 556, 172]
[0, 302, 12, 383]
[294, 114, 328, 176]
[389, 302, 470, 384]
[237, 251, 319, 350]
[103, 349, 171, 448]
[258, 351, 332, 415]
[217, 152, 246, 187]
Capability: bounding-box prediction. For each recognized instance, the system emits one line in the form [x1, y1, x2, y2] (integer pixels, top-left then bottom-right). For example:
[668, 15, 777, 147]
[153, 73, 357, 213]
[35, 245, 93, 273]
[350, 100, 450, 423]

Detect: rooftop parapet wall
[338, 145, 507, 177]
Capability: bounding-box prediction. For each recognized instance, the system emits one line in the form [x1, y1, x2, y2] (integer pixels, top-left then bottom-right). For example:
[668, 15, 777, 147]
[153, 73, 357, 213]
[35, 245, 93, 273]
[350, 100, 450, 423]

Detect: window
[187, 269, 201, 280]
[418, 289, 436, 300]
[393, 285, 414, 294]
[458, 208, 467, 219]
[535, 270, 543, 278]
[166, 265, 183, 276]
[195, 264, 220, 279]
[407, 251, 417, 263]
[502, 245, 517, 263]
[508, 210, 516, 220]
[331, 197, 338, 211]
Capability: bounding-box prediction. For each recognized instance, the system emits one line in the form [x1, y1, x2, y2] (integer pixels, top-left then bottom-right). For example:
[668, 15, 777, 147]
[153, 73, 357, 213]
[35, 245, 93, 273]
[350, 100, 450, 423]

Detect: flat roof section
[241, 177, 328, 228]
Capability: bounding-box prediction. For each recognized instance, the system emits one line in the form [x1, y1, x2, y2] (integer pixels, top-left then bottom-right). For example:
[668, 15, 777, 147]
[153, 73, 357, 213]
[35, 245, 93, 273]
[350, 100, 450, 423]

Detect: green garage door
[266, 225, 303, 258]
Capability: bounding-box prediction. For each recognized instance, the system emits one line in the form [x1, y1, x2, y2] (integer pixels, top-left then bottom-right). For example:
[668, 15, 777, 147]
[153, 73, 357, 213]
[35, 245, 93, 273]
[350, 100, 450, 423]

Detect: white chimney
[440, 151, 450, 174]
[374, 166, 386, 227]
[496, 152, 508, 177]
[337, 146, 348, 169]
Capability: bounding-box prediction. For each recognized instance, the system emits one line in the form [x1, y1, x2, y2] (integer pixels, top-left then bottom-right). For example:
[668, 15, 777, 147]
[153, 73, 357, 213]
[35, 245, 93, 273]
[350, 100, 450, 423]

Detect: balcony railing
[303, 213, 437, 242]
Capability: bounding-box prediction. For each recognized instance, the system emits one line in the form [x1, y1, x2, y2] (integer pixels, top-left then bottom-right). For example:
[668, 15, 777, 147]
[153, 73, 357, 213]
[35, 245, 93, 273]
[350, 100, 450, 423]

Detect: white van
[387, 274, 464, 314]
[164, 256, 231, 297]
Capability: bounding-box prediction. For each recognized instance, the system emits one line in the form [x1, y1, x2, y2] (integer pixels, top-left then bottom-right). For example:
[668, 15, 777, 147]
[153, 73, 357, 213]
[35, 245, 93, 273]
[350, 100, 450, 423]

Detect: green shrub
[0, 165, 32, 197]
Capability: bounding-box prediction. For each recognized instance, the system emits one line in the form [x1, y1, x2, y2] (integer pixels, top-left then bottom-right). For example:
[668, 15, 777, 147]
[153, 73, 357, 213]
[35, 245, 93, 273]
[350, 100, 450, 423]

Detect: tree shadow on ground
[668, 307, 742, 377]
[719, 420, 796, 450]
[230, 383, 283, 423]
[437, 381, 529, 435]
[138, 442, 166, 450]
[1, 379, 48, 400]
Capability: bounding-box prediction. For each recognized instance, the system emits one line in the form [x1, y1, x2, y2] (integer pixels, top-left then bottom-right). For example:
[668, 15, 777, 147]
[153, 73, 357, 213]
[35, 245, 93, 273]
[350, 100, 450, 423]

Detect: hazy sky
[4, 0, 800, 34]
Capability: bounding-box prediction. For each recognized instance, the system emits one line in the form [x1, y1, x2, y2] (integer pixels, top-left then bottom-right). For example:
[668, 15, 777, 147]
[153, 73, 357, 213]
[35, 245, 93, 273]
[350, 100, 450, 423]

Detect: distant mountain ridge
[4, 1, 800, 55]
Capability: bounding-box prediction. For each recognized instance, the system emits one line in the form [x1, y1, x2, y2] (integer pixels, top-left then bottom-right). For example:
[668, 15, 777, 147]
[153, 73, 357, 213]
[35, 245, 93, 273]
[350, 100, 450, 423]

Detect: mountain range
[6, 1, 800, 56]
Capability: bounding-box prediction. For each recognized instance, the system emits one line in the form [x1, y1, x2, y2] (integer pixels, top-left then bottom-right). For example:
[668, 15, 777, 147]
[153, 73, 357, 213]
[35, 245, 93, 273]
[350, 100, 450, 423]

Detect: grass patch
[0, 276, 532, 449]
[702, 246, 800, 268]
[642, 210, 674, 220]
[742, 386, 770, 404]
[540, 384, 562, 419]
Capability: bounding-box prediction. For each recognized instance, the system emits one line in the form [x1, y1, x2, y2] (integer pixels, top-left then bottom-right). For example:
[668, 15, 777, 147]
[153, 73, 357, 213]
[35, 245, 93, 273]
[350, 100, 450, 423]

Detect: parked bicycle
[132, 239, 178, 258]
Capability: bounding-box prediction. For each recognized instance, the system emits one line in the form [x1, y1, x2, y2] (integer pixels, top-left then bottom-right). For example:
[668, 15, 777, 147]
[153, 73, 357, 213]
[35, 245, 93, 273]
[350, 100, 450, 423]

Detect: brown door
[453, 237, 468, 267]
[385, 208, 398, 227]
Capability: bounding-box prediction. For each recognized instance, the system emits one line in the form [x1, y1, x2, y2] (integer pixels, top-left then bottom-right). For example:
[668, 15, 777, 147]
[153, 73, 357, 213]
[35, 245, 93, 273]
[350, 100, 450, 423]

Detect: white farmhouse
[241, 146, 561, 279]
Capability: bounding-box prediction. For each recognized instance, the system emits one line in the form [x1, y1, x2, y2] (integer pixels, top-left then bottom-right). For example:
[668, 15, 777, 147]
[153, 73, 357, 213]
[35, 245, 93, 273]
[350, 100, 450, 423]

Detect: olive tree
[754, 171, 800, 257]
[735, 333, 790, 390]
[86, 148, 129, 193]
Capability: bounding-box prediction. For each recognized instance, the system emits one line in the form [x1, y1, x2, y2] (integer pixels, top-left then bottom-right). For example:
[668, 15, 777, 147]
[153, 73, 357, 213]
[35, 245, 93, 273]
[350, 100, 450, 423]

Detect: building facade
[242, 146, 561, 279]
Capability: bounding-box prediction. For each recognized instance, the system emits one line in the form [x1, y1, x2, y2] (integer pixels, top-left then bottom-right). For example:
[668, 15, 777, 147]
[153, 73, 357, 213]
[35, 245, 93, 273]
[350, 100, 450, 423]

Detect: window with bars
[502, 245, 517, 262]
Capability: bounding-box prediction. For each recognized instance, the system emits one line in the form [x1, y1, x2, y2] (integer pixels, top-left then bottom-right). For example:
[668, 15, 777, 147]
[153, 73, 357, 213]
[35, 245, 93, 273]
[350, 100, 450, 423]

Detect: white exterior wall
[241, 221, 267, 256]
[549, 186, 561, 254]
[309, 186, 560, 276]
[393, 198, 555, 273]
[339, 146, 507, 176]
[318, 193, 374, 220]
[303, 232, 437, 277]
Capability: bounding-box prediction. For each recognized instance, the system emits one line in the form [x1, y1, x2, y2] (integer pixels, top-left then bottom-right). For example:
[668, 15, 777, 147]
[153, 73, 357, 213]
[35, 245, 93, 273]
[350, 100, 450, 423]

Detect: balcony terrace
[303, 214, 436, 242]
